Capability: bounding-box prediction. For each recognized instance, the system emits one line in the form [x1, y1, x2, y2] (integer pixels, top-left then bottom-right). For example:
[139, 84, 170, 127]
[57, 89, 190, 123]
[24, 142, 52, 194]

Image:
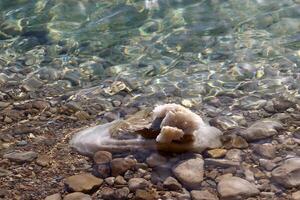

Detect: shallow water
[0, 0, 300, 112]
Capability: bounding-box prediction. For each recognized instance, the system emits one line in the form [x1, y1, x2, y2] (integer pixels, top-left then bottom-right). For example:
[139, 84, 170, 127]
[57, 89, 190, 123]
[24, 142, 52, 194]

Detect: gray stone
[3, 151, 38, 163]
[63, 192, 91, 200]
[191, 190, 219, 200]
[241, 119, 282, 141]
[65, 173, 103, 192]
[259, 159, 277, 171]
[272, 157, 300, 188]
[217, 176, 259, 199]
[210, 116, 239, 131]
[172, 158, 204, 189]
[0, 168, 12, 177]
[253, 143, 276, 159]
[22, 76, 44, 92]
[45, 193, 61, 200]
[163, 176, 182, 191]
[128, 178, 149, 192]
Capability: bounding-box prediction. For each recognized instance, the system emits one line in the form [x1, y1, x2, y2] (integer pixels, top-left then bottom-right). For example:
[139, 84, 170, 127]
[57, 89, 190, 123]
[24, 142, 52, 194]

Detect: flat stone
[111, 157, 136, 176]
[207, 149, 227, 158]
[63, 192, 92, 200]
[128, 178, 149, 192]
[272, 157, 300, 188]
[292, 191, 300, 200]
[163, 176, 182, 191]
[240, 119, 282, 141]
[253, 143, 276, 159]
[172, 158, 204, 189]
[217, 176, 259, 199]
[3, 151, 38, 163]
[22, 76, 44, 92]
[205, 158, 240, 168]
[93, 151, 112, 165]
[222, 135, 248, 149]
[65, 173, 103, 192]
[191, 190, 219, 200]
[45, 193, 61, 200]
[0, 167, 12, 177]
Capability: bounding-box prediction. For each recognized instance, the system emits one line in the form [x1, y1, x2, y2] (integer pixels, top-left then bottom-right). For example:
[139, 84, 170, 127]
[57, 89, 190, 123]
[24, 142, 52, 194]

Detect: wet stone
[253, 143, 276, 159]
[128, 178, 149, 192]
[207, 149, 227, 158]
[114, 187, 130, 200]
[163, 176, 182, 191]
[222, 135, 249, 149]
[210, 116, 239, 131]
[217, 176, 259, 199]
[240, 119, 282, 141]
[45, 193, 62, 200]
[3, 151, 38, 163]
[95, 164, 110, 178]
[225, 149, 243, 162]
[93, 151, 112, 165]
[22, 76, 44, 92]
[36, 155, 50, 167]
[63, 192, 92, 200]
[111, 157, 137, 176]
[271, 157, 300, 188]
[135, 189, 158, 200]
[191, 190, 219, 200]
[172, 158, 204, 189]
[100, 187, 114, 200]
[64, 173, 103, 192]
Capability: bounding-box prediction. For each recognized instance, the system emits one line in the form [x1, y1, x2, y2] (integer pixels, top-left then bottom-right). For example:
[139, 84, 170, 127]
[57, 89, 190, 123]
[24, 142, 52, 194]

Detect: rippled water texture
[0, 0, 300, 110]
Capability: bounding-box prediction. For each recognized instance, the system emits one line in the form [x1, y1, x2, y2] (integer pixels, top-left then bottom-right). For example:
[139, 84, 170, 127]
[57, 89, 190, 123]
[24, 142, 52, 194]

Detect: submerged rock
[172, 157, 204, 189]
[217, 176, 259, 199]
[271, 157, 300, 188]
[240, 119, 282, 141]
[70, 104, 222, 155]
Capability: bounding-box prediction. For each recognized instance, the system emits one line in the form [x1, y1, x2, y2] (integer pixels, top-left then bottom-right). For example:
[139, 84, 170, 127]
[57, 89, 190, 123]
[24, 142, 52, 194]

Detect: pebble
[36, 155, 50, 167]
[172, 158, 204, 189]
[64, 173, 103, 192]
[222, 135, 248, 149]
[207, 149, 227, 158]
[190, 190, 219, 200]
[163, 176, 182, 191]
[259, 159, 277, 171]
[253, 143, 276, 159]
[114, 187, 130, 200]
[217, 176, 259, 199]
[111, 157, 136, 176]
[0, 167, 12, 177]
[3, 151, 38, 163]
[100, 187, 114, 200]
[241, 119, 282, 141]
[104, 177, 115, 186]
[210, 116, 239, 130]
[115, 175, 127, 185]
[272, 157, 300, 188]
[93, 151, 112, 165]
[128, 178, 149, 192]
[95, 164, 110, 178]
[63, 192, 92, 200]
[45, 193, 62, 200]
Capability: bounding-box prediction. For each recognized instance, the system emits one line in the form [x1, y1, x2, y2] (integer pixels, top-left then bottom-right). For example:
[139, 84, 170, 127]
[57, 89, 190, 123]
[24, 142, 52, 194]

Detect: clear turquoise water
[0, 0, 300, 108]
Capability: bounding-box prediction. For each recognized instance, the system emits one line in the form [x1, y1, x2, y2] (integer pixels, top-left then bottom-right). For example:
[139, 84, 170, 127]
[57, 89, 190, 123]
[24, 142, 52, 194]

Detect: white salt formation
[70, 104, 222, 155]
